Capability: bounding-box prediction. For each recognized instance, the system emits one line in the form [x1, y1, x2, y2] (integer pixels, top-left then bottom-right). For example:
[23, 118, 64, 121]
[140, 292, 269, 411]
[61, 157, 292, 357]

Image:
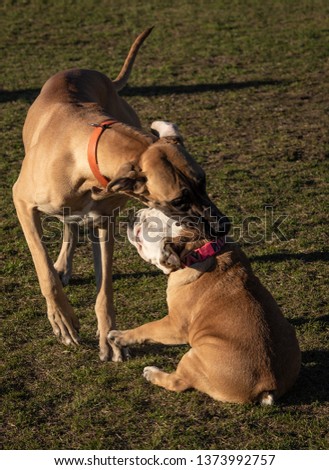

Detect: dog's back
[23, 27, 154, 153]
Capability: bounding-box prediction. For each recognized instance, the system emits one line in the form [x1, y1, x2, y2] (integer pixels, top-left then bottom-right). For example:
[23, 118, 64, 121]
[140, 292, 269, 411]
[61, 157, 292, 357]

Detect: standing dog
[13, 29, 228, 361]
[108, 209, 301, 404]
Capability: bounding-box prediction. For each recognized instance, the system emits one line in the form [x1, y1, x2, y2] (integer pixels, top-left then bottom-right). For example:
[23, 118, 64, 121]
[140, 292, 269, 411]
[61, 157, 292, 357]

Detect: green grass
[1, 0, 329, 450]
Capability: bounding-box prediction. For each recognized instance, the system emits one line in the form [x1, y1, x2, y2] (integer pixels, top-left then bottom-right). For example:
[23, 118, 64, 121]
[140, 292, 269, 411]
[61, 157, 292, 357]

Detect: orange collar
[88, 119, 117, 188]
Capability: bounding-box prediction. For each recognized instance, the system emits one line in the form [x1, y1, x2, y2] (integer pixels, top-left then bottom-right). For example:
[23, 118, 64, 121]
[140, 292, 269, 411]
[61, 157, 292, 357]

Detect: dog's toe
[143, 366, 160, 382]
[49, 310, 80, 346]
[60, 329, 80, 346]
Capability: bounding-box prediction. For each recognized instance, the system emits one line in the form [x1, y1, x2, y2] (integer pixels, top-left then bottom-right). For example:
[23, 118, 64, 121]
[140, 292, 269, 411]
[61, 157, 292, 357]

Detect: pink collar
[183, 238, 226, 268]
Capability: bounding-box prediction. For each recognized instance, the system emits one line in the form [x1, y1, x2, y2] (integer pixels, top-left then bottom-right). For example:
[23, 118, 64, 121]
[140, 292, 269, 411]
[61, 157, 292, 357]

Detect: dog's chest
[56, 203, 103, 226]
[38, 194, 126, 227]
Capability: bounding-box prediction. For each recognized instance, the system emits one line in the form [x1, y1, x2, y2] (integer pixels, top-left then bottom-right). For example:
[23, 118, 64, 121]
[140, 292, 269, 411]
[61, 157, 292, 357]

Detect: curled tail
[113, 27, 154, 91]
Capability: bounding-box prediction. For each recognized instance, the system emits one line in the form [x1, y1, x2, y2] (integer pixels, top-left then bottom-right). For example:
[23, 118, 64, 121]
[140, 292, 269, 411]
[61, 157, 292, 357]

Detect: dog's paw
[107, 330, 123, 346]
[110, 346, 130, 363]
[143, 366, 160, 382]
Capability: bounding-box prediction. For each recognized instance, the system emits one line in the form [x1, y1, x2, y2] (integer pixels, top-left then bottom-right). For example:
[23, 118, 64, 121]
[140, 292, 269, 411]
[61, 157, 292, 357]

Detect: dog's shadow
[250, 250, 328, 405]
[291, 310, 329, 406]
[284, 346, 329, 405]
[250, 250, 328, 264]
[0, 79, 288, 104]
[68, 269, 161, 286]
[284, 315, 329, 405]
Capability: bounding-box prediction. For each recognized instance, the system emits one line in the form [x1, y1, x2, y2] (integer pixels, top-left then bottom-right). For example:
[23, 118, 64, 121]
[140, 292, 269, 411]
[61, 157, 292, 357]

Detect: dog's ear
[107, 163, 147, 195]
[150, 120, 184, 145]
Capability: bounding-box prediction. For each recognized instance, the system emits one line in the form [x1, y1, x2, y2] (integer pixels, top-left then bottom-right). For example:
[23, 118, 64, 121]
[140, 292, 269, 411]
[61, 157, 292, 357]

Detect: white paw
[107, 330, 122, 345]
[111, 346, 130, 362]
[143, 366, 160, 382]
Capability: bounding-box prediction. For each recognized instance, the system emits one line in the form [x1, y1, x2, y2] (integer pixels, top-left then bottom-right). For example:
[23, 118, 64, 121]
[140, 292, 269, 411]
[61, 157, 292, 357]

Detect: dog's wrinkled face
[127, 208, 184, 274]
[109, 121, 230, 239]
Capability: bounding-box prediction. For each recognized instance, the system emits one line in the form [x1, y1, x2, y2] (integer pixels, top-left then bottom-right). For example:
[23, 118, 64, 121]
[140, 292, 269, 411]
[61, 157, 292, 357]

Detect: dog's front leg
[54, 222, 78, 286]
[108, 316, 188, 349]
[13, 199, 80, 345]
[90, 222, 122, 362]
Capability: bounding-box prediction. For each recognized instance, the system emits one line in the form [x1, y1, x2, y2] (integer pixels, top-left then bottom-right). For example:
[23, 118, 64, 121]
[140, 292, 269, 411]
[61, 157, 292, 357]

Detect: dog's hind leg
[143, 349, 199, 393]
[90, 221, 121, 362]
[13, 196, 80, 345]
[54, 222, 78, 286]
[143, 366, 191, 392]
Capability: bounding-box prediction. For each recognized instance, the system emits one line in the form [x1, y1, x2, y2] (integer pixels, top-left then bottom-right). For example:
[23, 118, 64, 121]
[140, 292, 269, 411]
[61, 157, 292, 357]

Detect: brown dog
[13, 29, 228, 361]
[108, 208, 301, 404]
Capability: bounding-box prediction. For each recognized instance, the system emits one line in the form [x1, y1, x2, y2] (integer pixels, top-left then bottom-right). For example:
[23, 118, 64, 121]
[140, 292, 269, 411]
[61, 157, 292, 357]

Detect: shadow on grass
[250, 250, 328, 264]
[289, 314, 329, 328]
[0, 79, 287, 104]
[285, 348, 329, 406]
[113, 270, 160, 281]
[121, 79, 287, 96]
[0, 88, 40, 103]
[68, 270, 160, 286]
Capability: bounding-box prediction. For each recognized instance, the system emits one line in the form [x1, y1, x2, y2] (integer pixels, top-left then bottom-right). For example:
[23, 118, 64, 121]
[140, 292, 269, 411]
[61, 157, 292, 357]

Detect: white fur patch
[260, 393, 274, 406]
[151, 120, 181, 139]
[127, 208, 183, 274]
[143, 366, 160, 381]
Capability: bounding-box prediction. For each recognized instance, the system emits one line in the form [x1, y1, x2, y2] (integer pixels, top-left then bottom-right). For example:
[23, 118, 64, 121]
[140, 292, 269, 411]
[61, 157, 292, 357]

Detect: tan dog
[13, 29, 229, 361]
[108, 208, 301, 404]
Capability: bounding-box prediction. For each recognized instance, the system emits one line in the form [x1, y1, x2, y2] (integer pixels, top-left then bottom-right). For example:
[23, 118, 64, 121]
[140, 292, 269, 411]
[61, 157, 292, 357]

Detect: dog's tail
[258, 391, 275, 406]
[113, 27, 154, 92]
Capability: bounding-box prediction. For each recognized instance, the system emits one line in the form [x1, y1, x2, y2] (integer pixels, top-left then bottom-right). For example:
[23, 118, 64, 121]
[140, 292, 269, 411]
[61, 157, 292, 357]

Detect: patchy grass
[1, 0, 328, 450]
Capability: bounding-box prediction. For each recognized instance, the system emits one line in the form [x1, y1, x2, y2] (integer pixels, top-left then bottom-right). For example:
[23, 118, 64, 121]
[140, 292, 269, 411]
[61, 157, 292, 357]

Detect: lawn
[1, 0, 328, 450]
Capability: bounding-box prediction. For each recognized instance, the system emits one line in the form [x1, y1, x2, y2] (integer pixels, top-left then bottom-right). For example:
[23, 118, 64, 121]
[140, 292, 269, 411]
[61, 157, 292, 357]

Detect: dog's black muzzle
[164, 198, 230, 240]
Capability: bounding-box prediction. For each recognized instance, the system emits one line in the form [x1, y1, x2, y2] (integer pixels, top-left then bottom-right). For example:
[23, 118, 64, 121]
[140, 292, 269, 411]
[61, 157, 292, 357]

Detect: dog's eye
[171, 197, 189, 211]
[170, 188, 191, 211]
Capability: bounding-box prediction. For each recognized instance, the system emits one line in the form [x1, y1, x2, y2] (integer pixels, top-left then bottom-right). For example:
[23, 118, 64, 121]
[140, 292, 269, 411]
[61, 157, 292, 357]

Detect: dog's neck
[168, 239, 219, 288]
[89, 122, 155, 200]
[97, 123, 153, 177]
[163, 238, 224, 291]
[177, 237, 226, 269]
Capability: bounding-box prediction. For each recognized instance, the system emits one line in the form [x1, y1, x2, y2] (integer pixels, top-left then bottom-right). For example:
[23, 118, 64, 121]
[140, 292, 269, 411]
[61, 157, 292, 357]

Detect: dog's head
[127, 208, 186, 274]
[108, 121, 230, 239]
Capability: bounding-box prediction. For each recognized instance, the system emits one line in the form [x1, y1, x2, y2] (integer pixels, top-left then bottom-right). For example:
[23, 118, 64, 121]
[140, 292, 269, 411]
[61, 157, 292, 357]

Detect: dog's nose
[205, 205, 230, 237]
[192, 200, 230, 238]
[204, 214, 230, 238]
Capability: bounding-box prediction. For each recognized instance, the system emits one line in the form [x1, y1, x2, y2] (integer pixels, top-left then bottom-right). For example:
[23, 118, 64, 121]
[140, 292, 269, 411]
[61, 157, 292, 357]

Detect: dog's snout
[189, 200, 230, 238]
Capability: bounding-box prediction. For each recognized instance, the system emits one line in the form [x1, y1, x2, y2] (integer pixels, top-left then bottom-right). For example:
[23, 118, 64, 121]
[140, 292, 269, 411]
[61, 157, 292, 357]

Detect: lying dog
[108, 208, 301, 404]
[13, 28, 229, 361]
